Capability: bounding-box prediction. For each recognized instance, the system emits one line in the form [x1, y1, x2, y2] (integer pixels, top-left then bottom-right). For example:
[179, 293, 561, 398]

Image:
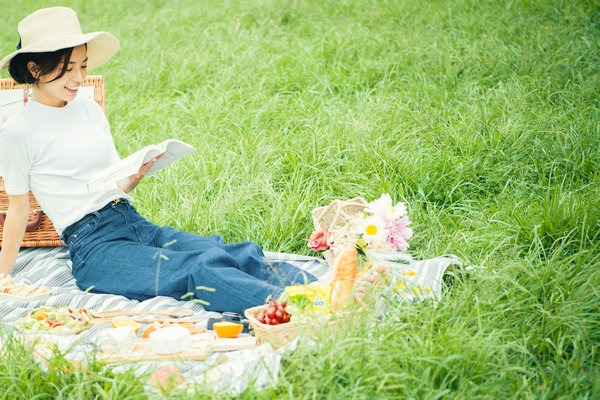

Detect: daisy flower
[357, 215, 388, 249]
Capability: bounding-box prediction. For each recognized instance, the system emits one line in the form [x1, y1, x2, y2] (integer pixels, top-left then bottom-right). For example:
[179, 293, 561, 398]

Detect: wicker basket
[0, 76, 105, 248]
[310, 197, 369, 232]
[0, 177, 62, 247]
[245, 305, 351, 348]
[244, 305, 302, 348]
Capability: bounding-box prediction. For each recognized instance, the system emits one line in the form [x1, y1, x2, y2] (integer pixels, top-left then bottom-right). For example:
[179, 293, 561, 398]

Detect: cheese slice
[104, 326, 137, 358]
[149, 326, 191, 354]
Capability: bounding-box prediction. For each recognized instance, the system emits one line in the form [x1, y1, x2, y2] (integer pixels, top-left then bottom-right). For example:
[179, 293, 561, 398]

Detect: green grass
[1, 0, 599, 398]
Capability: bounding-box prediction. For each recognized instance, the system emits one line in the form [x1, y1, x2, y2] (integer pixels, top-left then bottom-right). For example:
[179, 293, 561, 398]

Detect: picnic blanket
[0, 246, 463, 395]
[0, 247, 331, 395]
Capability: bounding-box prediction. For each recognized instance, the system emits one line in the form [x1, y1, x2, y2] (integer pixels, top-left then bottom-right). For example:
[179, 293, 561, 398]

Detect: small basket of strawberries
[244, 299, 301, 348]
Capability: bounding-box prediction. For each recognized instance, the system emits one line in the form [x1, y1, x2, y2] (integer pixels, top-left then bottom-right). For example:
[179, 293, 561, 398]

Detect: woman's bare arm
[0, 194, 30, 276]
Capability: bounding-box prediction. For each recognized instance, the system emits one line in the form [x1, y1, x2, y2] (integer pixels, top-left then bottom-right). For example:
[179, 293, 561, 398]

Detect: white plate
[0, 291, 51, 303]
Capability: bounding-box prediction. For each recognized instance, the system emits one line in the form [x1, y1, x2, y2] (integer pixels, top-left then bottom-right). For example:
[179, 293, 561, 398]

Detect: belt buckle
[112, 198, 124, 206]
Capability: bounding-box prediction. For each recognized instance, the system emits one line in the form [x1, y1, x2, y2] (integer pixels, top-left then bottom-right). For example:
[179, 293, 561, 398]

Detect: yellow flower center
[366, 224, 378, 235]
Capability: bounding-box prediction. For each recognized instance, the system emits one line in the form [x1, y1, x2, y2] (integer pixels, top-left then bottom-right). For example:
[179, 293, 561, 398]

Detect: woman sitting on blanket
[0, 7, 386, 314]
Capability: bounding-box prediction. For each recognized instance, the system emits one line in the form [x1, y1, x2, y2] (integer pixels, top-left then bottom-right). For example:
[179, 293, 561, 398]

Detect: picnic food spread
[0, 273, 51, 300]
[15, 307, 94, 335]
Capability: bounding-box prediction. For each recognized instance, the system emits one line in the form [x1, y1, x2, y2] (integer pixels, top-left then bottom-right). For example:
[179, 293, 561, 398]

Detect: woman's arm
[117, 153, 164, 194]
[0, 194, 30, 276]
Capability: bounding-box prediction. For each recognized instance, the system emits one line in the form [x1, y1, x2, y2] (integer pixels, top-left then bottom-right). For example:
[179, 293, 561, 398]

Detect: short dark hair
[8, 47, 75, 84]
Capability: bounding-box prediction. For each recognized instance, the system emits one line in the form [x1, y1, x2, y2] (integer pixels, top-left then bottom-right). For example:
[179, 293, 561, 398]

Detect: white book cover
[87, 139, 195, 192]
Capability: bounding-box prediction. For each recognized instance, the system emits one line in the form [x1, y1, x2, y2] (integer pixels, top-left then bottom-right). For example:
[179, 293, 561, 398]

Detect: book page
[87, 139, 195, 192]
[146, 140, 196, 176]
[87, 145, 161, 192]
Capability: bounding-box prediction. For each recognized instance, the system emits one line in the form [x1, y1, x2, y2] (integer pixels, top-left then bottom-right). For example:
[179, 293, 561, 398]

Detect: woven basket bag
[0, 76, 105, 248]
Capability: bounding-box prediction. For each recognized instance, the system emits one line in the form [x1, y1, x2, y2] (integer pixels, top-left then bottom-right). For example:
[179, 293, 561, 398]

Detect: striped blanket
[0, 247, 462, 395]
[0, 247, 331, 395]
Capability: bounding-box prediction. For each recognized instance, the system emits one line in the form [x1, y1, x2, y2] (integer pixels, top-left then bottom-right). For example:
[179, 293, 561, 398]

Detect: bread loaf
[329, 243, 357, 310]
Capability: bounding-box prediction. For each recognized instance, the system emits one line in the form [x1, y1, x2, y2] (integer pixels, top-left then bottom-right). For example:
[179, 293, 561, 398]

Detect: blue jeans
[63, 200, 317, 314]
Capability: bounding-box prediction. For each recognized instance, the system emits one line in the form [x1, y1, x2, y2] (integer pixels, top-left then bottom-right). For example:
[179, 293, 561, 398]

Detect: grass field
[1, 0, 599, 398]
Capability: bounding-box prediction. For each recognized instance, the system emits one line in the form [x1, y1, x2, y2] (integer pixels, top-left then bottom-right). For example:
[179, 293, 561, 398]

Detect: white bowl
[149, 326, 191, 354]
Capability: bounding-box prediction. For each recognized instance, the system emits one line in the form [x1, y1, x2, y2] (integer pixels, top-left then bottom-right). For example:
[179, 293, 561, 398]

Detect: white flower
[390, 201, 407, 218]
[357, 215, 388, 249]
[366, 193, 408, 219]
[365, 193, 393, 216]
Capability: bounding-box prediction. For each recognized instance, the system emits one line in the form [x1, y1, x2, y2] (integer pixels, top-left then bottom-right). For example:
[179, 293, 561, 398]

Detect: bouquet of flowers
[308, 193, 413, 256]
[306, 194, 413, 311]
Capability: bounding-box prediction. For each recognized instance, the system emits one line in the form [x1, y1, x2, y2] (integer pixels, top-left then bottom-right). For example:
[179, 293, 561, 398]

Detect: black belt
[62, 199, 126, 240]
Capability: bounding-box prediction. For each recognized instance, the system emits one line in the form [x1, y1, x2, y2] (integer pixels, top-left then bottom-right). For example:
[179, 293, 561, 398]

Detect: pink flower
[385, 216, 413, 251]
[308, 230, 331, 251]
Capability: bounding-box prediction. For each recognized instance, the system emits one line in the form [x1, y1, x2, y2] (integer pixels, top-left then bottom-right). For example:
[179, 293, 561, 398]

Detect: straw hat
[0, 7, 119, 71]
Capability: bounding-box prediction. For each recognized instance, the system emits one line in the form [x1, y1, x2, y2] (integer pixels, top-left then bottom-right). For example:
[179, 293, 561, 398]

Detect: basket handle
[0, 210, 43, 231]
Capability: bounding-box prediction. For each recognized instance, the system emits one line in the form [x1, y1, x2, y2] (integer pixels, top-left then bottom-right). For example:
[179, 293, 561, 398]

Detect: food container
[244, 305, 301, 348]
[149, 326, 192, 354]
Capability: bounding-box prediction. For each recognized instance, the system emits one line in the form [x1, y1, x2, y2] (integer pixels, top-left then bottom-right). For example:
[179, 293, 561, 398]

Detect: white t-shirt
[0, 98, 133, 235]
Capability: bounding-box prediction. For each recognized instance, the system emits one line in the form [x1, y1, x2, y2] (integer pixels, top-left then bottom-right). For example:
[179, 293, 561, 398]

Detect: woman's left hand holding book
[117, 153, 165, 194]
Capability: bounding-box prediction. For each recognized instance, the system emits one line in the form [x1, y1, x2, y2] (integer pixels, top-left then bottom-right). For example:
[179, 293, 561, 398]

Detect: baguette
[329, 243, 357, 310]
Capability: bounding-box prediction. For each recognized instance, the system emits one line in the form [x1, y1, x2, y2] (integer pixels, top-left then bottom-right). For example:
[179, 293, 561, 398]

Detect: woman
[0, 7, 316, 314]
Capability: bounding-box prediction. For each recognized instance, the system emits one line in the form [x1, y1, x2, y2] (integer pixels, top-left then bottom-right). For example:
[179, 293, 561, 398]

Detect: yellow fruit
[213, 321, 243, 338]
[111, 318, 140, 333]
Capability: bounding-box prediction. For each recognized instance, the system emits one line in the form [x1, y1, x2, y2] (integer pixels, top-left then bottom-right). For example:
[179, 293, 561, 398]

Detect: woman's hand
[117, 153, 165, 193]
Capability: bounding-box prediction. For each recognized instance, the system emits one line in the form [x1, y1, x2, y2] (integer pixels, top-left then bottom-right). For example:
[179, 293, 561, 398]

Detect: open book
[87, 139, 195, 192]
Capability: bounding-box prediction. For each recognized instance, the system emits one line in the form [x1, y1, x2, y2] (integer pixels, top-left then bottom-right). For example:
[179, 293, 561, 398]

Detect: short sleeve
[0, 115, 33, 195]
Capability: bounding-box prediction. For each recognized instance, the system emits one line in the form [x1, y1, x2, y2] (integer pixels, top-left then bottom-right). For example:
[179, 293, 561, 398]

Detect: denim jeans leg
[150, 226, 318, 313]
[68, 201, 317, 314]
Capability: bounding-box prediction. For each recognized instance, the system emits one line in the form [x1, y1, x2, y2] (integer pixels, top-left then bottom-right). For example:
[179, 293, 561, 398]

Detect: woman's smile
[32, 44, 87, 107]
[65, 85, 80, 94]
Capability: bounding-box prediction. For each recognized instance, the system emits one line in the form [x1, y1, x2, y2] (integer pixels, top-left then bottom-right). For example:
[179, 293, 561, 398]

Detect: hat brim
[0, 31, 119, 71]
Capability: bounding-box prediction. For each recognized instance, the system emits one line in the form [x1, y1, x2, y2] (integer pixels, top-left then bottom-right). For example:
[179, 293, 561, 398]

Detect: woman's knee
[227, 241, 266, 263]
